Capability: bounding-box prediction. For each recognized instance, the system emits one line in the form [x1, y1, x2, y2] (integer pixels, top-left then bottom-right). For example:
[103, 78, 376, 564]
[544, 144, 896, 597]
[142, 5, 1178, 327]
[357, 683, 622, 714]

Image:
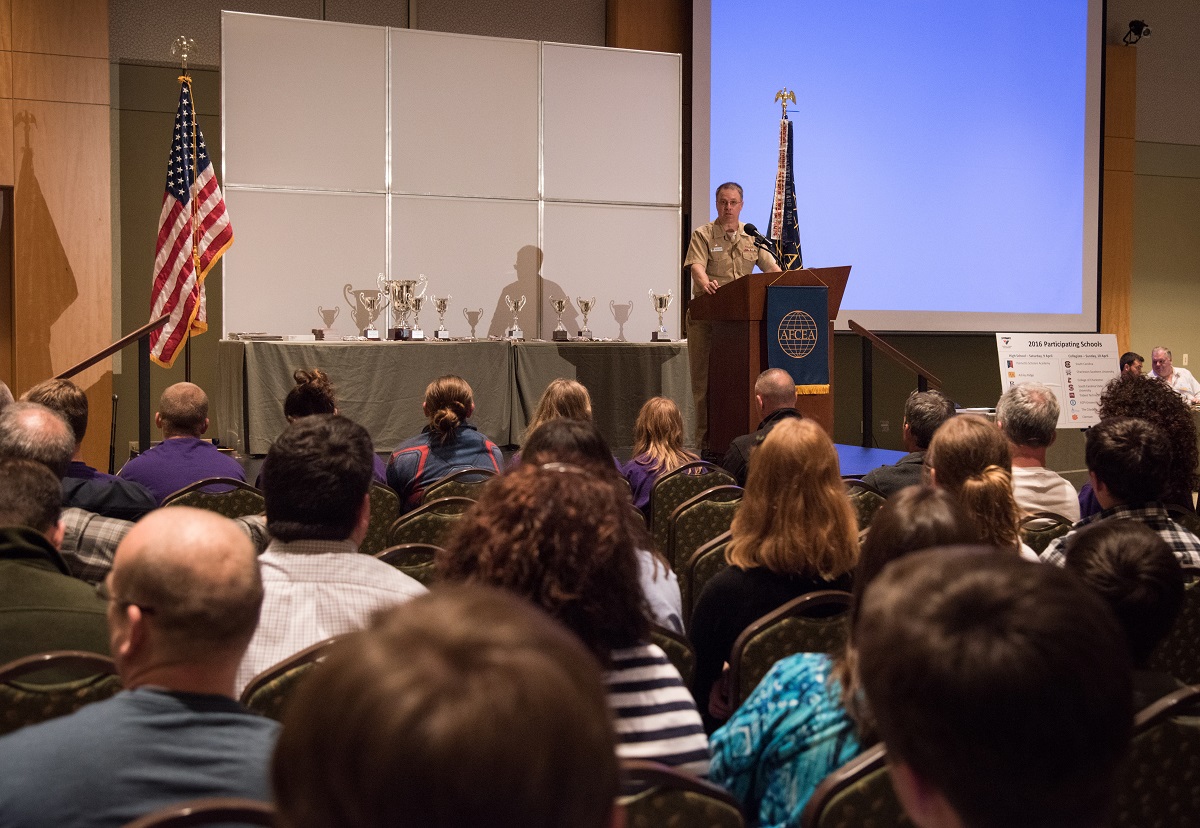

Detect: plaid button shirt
[1041, 503, 1200, 568]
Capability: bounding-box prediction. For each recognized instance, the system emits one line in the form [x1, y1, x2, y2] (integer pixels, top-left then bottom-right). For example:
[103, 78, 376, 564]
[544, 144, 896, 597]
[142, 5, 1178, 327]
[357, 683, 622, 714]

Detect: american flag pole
[182, 70, 197, 383]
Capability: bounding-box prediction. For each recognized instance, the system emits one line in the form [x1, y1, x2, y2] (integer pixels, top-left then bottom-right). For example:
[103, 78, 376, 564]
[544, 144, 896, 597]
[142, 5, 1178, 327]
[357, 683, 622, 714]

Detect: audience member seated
[386, 375, 503, 513]
[0, 507, 279, 826]
[996, 382, 1079, 520]
[622, 396, 699, 517]
[689, 418, 858, 728]
[1044, 417, 1200, 568]
[510, 377, 596, 467]
[272, 584, 621, 828]
[1063, 520, 1186, 710]
[117, 382, 245, 503]
[0, 458, 110, 663]
[1150, 346, 1200, 405]
[860, 389, 955, 496]
[13, 385, 155, 519]
[283, 368, 386, 484]
[857, 548, 1133, 828]
[709, 486, 978, 826]
[720, 368, 802, 486]
[1078, 373, 1199, 518]
[523, 418, 683, 632]
[926, 413, 1038, 559]
[236, 415, 426, 694]
[437, 463, 710, 778]
[1120, 351, 1144, 376]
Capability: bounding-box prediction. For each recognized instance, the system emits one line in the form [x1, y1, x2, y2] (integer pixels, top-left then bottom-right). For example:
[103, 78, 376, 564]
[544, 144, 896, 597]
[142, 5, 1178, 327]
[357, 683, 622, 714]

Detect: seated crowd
[0, 365, 1196, 828]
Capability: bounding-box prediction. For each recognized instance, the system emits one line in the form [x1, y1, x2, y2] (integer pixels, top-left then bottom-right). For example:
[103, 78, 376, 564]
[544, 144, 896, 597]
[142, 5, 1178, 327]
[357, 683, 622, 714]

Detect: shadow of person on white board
[488, 245, 578, 340]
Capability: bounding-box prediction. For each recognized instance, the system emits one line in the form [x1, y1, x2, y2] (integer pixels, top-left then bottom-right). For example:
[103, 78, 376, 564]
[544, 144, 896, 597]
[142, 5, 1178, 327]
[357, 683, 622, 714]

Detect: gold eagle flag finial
[774, 88, 797, 119]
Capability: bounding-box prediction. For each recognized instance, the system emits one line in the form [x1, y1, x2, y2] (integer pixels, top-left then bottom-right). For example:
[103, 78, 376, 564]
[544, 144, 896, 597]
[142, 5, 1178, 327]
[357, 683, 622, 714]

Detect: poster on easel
[995, 333, 1119, 429]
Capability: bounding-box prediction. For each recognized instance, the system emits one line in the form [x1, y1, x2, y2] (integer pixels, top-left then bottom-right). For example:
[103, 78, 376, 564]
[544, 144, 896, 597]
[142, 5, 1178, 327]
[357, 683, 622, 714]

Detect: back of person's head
[0, 380, 13, 412]
[1120, 352, 1144, 371]
[996, 382, 1059, 448]
[728, 417, 858, 581]
[1099, 373, 1198, 498]
[0, 458, 63, 534]
[423, 375, 474, 444]
[284, 369, 338, 420]
[1064, 520, 1185, 666]
[272, 584, 619, 828]
[1085, 416, 1171, 505]
[158, 382, 209, 437]
[631, 396, 693, 474]
[525, 378, 592, 438]
[109, 507, 263, 666]
[755, 368, 797, 413]
[21, 378, 88, 444]
[0, 401, 76, 477]
[522, 418, 614, 471]
[903, 389, 956, 450]
[437, 462, 649, 664]
[262, 414, 373, 542]
[926, 414, 1021, 552]
[857, 548, 1133, 828]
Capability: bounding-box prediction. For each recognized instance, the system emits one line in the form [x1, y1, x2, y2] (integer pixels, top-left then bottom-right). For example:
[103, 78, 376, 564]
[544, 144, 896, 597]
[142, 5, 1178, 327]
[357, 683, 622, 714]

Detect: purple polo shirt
[117, 437, 246, 504]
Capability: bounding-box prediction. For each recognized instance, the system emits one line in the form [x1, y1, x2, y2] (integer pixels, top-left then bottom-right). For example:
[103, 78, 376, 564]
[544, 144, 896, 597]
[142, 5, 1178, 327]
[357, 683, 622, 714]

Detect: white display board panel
[542, 203, 681, 341]
[222, 14, 387, 192]
[390, 29, 540, 199]
[995, 333, 1119, 428]
[389, 195, 539, 339]
[222, 189, 386, 337]
[542, 43, 681, 206]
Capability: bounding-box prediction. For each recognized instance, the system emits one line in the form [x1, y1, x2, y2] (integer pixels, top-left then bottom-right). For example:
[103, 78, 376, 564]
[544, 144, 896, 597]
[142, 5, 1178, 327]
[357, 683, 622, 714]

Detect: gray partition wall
[221, 11, 682, 341]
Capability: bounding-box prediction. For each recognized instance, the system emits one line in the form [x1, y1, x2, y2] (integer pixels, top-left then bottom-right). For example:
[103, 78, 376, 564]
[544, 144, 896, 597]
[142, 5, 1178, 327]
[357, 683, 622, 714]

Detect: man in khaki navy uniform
[684, 182, 780, 451]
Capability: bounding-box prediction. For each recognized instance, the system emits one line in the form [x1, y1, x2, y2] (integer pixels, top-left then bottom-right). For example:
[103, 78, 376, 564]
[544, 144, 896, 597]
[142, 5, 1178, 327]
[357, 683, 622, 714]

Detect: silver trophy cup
[504, 295, 527, 339]
[410, 295, 426, 341]
[576, 296, 596, 340]
[549, 296, 569, 342]
[650, 289, 674, 342]
[432, 295, 452, 340]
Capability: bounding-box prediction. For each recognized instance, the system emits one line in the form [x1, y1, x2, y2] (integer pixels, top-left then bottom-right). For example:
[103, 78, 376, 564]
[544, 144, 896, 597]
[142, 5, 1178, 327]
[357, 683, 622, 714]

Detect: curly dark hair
[1099, 373, 1199, 500]
[437, 463, 650, 665]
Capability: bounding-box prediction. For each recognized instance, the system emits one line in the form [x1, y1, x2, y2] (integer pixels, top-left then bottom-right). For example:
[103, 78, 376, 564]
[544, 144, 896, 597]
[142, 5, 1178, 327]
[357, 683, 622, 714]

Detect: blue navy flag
[769, 118, 803, 270]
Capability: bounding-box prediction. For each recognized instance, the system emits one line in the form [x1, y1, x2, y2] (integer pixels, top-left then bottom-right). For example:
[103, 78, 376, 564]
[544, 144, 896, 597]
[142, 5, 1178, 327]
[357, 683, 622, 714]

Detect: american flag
[149, 79, 233, 368]
[769, 117, 803, 271]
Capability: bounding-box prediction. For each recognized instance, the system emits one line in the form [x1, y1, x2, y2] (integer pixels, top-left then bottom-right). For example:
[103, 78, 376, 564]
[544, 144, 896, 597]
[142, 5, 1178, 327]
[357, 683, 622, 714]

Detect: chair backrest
[728, 590, 853, 710]
[239, 636, 342, 722]
[421, 467, 497, 504]
[666, 485, 742, 575]
[1018, 510, 1074, 555]
[162, 477, 265, 519]
[800, 744, 910, 828]
[621, 759, 745, 828]
[376, 543, 444, 587]
[121, 798, 276, 828]
[386, 496, 476, 548]
[843, 478, 887, 531]
[681, 530, 732, 629]
[359, 484, 400, 557]
[648, 625, 696, 692]
[649, 462, 736, 553]
[1112, 683, 1200, 828]
[1146, 566, 1200, 685]
[0, 651, 121, 736]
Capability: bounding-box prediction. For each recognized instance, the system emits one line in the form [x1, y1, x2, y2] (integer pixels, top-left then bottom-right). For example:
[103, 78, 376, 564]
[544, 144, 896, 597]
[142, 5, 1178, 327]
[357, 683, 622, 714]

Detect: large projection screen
[693, 0, 1103, 333]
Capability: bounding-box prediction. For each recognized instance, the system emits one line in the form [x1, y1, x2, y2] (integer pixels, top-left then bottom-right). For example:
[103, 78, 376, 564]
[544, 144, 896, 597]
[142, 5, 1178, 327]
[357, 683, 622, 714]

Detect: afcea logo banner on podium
[768, 286, 829, 394]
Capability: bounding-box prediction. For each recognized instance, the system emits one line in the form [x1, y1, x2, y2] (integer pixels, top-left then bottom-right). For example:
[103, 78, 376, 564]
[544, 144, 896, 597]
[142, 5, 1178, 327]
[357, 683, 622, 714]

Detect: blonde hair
[423, 375, 474, 444]
[525, 379, 592, 439]
[631, 397, 696, 474]
[926, 414, 1021, 552]
[726, 418, 859, 580]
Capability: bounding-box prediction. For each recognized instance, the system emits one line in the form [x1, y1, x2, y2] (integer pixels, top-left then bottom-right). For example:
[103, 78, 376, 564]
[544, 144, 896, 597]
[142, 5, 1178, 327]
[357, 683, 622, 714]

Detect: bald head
[755, 369, 798, 416]
[0, 401, 76, 477]
[158, 382, 209, 438]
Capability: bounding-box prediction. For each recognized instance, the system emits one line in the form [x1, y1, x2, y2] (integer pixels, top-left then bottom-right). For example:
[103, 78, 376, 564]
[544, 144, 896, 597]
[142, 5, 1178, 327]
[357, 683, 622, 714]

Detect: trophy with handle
[650, 289, 674, 342]
[504, 295, 527, 339]
[576, 296, 596, 341]
[431, 295, 452, 340]
[463, 307, 484, 339]
[378, 272, 396, 331]
[360, 290, 385, 339]
[410, 295, 426, 341]
[549, 296, 569, 342]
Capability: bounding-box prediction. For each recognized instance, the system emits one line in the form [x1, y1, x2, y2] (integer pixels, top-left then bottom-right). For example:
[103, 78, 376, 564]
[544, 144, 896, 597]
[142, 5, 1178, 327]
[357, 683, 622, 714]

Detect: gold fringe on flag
[796, 384, 830, 395]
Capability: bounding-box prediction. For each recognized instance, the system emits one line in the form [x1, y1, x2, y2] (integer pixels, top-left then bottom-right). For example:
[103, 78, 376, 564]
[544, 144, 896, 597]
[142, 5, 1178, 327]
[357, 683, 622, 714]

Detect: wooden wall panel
[12, 53, 108, 105]
[0, 0, 11, 51]
[1101, 45, 1136, 352]
[11, 0, 106, 58]
[0, 97, 12, 187]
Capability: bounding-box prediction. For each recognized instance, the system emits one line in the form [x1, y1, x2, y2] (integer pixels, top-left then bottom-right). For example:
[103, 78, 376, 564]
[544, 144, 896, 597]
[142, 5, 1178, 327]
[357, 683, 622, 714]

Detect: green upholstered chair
[649, 462, 736, 555]
[800, 744, 910, 828]
[843, 478, 887, 531]
[1112, 684, 1200, 828]
[162, 477, 265, 519]
[649, 624, 696, 692]
[728, 590, 853, 710]
[1146, 566, 1200, 685]
[0, 651, 121, 736]
[1018, 511, 1074, 555]
[421, 468, 497, 504]
[240, 636, 342, 723]
[621, 759, 745, 828]
[681, 530, 732, 629]
[666, 486, 742, 576]
[386, 496, 476, 548]
[121, 798, 276, 828]
[359, 484, 400, 557]
[376, 543, 444, 587]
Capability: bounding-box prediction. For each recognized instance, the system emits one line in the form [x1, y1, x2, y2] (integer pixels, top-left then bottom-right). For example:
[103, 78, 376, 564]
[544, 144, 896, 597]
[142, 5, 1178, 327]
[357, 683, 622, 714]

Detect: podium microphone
[743, 224, 783, 267]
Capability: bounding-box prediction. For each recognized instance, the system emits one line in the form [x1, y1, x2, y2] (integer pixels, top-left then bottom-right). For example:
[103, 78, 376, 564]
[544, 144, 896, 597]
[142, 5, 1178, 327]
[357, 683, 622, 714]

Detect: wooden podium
[688, 267, 850, 453]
